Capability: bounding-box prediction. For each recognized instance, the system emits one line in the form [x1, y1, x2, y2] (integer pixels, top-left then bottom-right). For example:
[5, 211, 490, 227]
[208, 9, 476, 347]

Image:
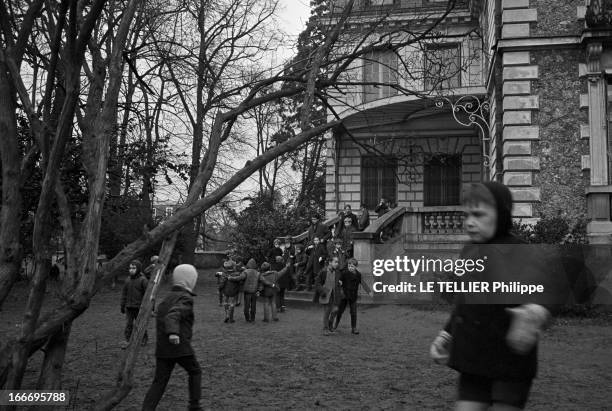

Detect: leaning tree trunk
[0, 63, 23, 310]
[34, 323, 72, 393]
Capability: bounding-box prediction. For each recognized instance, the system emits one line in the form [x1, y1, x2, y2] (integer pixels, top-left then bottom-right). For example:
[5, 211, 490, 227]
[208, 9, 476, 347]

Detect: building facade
[322, 0, 612, 246]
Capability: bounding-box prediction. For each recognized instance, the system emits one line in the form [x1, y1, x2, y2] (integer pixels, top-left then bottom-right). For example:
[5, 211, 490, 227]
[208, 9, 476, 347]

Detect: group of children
[124, 182, 555, 410]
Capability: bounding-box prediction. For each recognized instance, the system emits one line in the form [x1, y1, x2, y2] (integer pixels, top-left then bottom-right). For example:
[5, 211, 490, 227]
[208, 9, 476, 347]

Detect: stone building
[282, 0, 612, 300]
[321, 0, 612, 238]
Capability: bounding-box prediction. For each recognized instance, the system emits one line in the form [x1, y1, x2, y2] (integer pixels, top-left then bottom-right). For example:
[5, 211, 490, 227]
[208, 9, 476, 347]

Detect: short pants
[458, 373, 533, 409]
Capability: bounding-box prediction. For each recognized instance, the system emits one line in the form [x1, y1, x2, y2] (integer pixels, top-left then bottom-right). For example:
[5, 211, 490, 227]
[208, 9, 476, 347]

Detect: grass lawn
[1, 269, 611, 410]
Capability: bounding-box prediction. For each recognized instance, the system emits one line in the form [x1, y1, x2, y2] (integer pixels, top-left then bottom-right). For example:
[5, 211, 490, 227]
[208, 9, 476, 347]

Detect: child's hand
[429, 330, 452, 365]
[368, 291, 373, 297]
[169, 334, 180, 345]
[505, 304, 549, 354]
[338, 280, 343, 286]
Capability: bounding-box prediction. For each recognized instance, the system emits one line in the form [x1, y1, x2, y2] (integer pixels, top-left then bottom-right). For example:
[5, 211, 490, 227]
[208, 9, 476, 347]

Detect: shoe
[224, 318, 229, 323]
[323, 329, 333, 336]
[229, 319, 235, 323]
[273, 318, 279, 322]
[352, 328, 360, 335]
[263, 319, 270, 323]
[120, 341, 129, 349]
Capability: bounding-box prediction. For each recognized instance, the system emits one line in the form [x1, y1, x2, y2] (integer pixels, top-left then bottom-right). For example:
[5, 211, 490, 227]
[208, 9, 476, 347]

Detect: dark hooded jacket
[242, 259, 261, 293]
[155, 286, 195, 358]
[444, 182, 546, 381]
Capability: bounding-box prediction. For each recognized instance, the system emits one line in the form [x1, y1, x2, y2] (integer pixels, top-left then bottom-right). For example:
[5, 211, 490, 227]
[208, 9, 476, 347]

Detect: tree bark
[34, 323, 71, 395]
[0, 62, 23, 310]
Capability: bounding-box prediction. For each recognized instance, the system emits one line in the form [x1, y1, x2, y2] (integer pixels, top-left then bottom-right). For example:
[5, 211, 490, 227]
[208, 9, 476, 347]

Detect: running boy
[334, 258, 373, 334]
[429, 182, 552, 411]
[142, 264, 202, 411]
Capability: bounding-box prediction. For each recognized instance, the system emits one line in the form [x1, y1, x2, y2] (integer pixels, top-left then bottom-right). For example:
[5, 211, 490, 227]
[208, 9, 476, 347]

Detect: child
[340, 216, 355, 258]
[120, 259, 148, 347]
[282, 239, 295, 289]
[241, 258, 261, 322]
[313, 256, 343, 335]
[219, 260, 245, 323]
[259, 262, 290, 322]
[142, 264, 202, 411]
[268, 239, 283, 262]
[293, 244, 308, 291]
[330, 238, 347, 270]
[234, 256, 245, 307]
[335, 258, 373, 334]
[429, 182, 552, 411]
[305, 236, 327, 291]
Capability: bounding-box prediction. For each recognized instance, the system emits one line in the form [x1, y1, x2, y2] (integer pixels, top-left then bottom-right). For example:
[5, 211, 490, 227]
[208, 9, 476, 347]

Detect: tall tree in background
[0, 1, 470, 406]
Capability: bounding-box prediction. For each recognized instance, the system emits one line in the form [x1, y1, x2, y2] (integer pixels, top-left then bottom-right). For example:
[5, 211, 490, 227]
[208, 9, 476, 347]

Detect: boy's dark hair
[261, 262, 271, 271]
[130, 259, 142, 273]
[347, 258, 358, 266]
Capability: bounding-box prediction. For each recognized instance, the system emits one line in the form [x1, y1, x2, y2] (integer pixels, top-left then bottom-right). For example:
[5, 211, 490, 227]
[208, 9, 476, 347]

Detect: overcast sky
[154, 1, 312, 205]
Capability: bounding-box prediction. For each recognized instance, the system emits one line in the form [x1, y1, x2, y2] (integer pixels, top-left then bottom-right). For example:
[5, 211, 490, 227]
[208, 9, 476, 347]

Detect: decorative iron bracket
[434, 95, 491, 169]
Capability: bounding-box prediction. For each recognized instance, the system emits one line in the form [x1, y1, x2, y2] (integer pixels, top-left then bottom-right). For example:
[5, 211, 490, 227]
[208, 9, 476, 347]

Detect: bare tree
[0, 0, 475, 406]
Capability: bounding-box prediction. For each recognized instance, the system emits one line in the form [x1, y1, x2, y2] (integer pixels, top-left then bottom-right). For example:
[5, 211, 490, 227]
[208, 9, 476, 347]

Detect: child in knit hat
[142, 264, 202, 411]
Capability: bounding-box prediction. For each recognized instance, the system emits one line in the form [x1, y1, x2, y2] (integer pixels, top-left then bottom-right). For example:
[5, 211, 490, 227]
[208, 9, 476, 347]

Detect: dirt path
[2, 270, 611, 410]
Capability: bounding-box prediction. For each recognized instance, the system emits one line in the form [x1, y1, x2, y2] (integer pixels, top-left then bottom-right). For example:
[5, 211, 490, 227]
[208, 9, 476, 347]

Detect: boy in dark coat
[268, 239, 283, 263]
[313, 256, 342, 335]
[334, 258, 372, 334]
[241, 258, 261, 322]
[305, 236, 327, 291]
[219, 260, 245, 323]
[142, 264, 202, 411]
[120, 259, 148, 347]
[234, 256, 245, 307]
[358, 203, 370, 231]
[307, 214, 331, 246]
[260, 262, 290, 322]
[430, 182, 553, 411]
[293, 244, 308, 290]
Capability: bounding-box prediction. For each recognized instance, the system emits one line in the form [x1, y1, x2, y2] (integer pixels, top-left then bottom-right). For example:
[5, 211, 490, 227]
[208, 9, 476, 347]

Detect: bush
[511, 215, 587, 244]
[228, 192, 315, 264]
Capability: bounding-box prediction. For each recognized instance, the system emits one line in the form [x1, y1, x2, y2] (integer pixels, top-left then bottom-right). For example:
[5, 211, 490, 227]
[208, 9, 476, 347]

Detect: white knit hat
[172, 264, 198, 294]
